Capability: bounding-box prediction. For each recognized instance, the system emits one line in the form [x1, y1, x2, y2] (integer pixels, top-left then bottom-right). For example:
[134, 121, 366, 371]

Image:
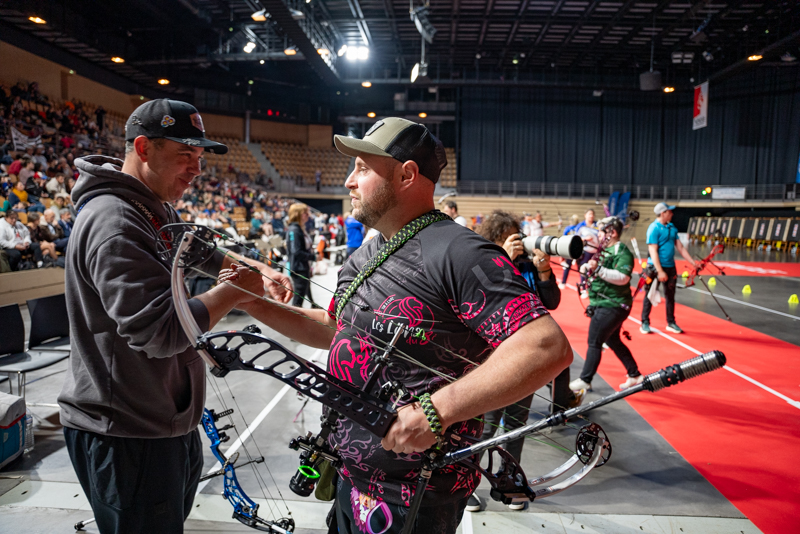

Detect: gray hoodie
[58, 155, 221, 438]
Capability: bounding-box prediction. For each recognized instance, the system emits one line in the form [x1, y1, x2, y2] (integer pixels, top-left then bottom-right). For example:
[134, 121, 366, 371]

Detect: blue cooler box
[0, 390, 27, 470]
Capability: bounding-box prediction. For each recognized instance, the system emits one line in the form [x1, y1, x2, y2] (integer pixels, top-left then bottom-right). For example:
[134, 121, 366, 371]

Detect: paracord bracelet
[419, 393, 445, 447]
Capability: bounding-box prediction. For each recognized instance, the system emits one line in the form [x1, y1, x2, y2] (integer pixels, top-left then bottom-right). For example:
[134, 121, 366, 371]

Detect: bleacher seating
[261, 141, 349, 187]
[204, 137, 263, 179]
[440, 148, 457, 188]
[260, 141, 458, 188]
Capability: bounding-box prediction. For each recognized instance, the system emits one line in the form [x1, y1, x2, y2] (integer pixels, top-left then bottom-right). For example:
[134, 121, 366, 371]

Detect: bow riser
[200, 408, 295, 534]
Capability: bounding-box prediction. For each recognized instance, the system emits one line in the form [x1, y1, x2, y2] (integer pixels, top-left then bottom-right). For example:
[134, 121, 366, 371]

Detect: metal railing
[455, 181, 799, 202]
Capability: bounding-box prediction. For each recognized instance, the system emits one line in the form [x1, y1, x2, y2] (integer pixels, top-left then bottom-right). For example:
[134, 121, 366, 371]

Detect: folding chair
[27, 294, 71, 352]
[0, 304, 70, 398]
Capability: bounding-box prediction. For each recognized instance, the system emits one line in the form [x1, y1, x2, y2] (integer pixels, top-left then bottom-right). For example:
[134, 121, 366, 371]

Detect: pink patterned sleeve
[442, 237, 549, 348]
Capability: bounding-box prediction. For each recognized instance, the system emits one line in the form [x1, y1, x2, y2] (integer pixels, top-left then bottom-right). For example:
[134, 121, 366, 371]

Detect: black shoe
[465, 493, 482, 512]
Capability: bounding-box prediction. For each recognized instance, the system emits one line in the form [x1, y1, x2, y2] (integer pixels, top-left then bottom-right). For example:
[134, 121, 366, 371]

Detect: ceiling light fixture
[284, 47, 297, 56]
[317, 48, 330, 56]
[663, 86, 675, 93]
[28, 16, 46, 24]
[410, 5, 437, 44]
[357, 46, 369, 60]
[411, 62, 429, 83]
[781, 52, 797, 63]
[251, 10, 267, 22]
[418, 112, 427, 118]
[671, 52, 694, 64]
[243, 42, 257, 54]
[367, 112, 376, 118]
[111, 57, 125, 64]
[158, 79, 170, 85]
[361, 81, 372, 88]
[338, 45, 348, 57]
[260, 59, 265, 64]
[748, 54, 763, 61]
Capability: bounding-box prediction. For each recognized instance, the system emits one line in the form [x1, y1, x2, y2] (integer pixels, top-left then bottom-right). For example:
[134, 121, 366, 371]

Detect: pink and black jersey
[327, 217, 549, 507]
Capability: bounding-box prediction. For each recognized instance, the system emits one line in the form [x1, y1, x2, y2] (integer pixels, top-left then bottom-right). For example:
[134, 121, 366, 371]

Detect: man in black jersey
[239, 118, 573, 533]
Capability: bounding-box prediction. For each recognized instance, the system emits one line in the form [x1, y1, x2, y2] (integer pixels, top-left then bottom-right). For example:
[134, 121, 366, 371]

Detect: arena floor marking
[553, 282, 800, 534]
[196, 348, 326, 494]
[623, 315, 800, 410]
[682, 286, 800, 321]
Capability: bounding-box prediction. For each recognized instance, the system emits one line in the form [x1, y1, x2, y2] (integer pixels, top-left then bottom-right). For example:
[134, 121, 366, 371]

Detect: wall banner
[693, 81, 708, 130]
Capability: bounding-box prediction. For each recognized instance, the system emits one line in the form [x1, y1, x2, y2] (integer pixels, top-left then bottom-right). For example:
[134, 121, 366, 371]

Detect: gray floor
[0, 251, 770, 533]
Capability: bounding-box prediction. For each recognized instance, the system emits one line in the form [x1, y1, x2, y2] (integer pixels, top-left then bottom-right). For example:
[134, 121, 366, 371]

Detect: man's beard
[352, 180, 396, 228]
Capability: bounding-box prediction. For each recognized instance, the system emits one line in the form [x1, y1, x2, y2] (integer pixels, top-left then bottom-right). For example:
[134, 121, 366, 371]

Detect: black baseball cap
[333, 117, 447, 183]
[125, 99, 228, 155]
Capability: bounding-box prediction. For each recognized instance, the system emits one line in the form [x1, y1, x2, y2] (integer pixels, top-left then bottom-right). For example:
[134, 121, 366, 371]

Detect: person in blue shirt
[344, 211, 364, 258]
[558, 210, 597, 293]
[640, 203, 697, 334]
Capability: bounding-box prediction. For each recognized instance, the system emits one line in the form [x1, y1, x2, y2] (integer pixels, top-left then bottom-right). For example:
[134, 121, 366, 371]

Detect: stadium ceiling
[3, 0, 800, 94]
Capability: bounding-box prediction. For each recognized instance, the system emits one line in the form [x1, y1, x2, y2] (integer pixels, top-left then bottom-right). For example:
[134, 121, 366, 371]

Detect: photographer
[570, 217, 643, 392]
[471, 210, 582, 512]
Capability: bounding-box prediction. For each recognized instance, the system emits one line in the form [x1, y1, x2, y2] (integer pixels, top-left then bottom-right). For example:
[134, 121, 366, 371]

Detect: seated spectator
[25, 212, 57, 265]
[25, 172, 50, 203]
[1, 175, 12, 197]
[58, 210, 73, 238]
[33, 146, 47, 167]
[6, 153, 24, 177]
[9, 180, 45, 213]
[194, 210, 216, 228]
[249, 212, 264, 239]
[46, 173, 67, 196]
[271, 209, 285, 236]
[41, 208, 69, 252]
[0, 210, 44, 270]
[18, 156, 35, 185]
[50, 193, 68, 219]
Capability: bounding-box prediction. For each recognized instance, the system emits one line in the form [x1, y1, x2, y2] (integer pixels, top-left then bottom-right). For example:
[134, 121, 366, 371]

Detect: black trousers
[551, 367, 572, 413]
[4, 244, 43, 270]
[291, 273, 315, 307]
[480, 393, 534, 465]
[334, 477, 468, 534]
[64, 427, 203, 534]
[641, 265, 678, 325]
[580, 306, 640, 383]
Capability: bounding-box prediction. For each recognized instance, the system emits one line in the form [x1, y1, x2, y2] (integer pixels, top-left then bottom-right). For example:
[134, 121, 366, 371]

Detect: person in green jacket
[569, 216, 643, 392]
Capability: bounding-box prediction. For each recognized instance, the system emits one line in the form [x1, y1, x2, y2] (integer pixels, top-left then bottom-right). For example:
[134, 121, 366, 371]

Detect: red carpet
[549, 267, 800, 534]
[673, 260, 800, 278]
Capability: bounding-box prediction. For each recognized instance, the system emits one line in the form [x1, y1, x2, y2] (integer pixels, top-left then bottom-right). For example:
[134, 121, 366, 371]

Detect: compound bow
[168, 224, 727, 534]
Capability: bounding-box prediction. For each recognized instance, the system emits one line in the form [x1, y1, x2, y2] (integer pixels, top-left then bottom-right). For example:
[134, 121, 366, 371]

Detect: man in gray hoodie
[57, 99, 291, 533]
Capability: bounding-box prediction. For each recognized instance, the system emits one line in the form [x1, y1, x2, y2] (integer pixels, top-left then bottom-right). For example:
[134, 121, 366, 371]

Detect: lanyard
[335, 211, 450, 320]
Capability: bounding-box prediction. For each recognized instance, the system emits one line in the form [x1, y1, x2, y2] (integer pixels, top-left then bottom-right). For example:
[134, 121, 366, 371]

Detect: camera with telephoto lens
[521, 234, 583, 260]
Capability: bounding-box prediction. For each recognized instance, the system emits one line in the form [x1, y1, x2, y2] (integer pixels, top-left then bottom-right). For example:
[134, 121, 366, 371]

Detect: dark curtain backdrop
[459, 67, 800, 186]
